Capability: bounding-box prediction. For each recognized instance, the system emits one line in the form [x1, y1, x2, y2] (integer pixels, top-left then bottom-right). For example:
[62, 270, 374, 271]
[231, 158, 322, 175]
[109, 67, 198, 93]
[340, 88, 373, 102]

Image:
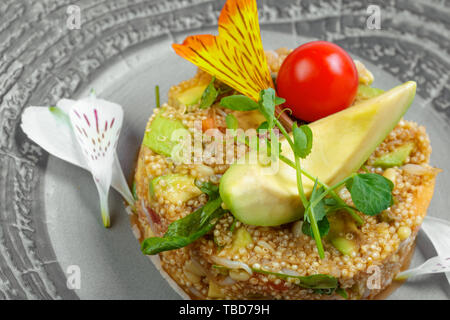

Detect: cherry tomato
[276, 41, 358, 122]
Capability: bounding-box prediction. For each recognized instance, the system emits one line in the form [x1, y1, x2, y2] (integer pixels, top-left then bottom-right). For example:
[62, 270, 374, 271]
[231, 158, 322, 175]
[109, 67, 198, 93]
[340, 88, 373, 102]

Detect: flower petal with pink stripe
[68, 95, 124, 227]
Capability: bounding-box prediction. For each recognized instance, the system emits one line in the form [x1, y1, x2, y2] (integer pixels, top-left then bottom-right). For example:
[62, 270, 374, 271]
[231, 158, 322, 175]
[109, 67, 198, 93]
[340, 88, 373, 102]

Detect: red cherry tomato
[276, 41, 358, 122]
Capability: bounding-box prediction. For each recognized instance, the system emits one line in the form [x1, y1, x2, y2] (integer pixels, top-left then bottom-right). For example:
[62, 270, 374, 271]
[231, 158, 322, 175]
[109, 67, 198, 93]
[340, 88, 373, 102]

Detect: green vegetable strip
[251, 268, 338, 290]
[155, 85, 160, 108]
[141, 197, 224, 255]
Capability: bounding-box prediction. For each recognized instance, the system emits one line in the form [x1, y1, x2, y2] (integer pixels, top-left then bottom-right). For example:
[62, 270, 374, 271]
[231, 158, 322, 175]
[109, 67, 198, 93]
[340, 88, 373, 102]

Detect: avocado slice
[149, 174, 202, 204]
[230, 227, 253, 253]
[330, 237, 357, 256]
[372, 142, 414, 168]
[177, 85, 208, 106]
[143, 113, 190, 157]
[356, 84, 384, 101]
[327, 212, 359, 255]
[220, 82, 416, 226]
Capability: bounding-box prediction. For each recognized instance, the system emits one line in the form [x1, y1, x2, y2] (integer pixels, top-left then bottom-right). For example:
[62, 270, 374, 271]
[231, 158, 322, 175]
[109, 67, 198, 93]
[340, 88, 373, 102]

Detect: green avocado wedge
[219, 81, 417, 226]
[143, 113, 190, 157]
[372, 141, 414, 168]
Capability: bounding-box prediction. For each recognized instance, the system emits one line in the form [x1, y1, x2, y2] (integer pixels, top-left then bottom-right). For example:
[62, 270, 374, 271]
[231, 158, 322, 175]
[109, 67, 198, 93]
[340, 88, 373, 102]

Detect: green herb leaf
[141, 197, 224, 255]
[305, 186, 327, 224]
[251, 268, 338, 290]
[292, 123, 313, 159]
[194, 180, 219, 198]
[324, 198, 337, 206]
[346, 173, 394, 216]
[335, 287, 348, 299]
[275, 96, 286, 105]
[199, 77, 218, 109]
[225, 113, 238, 130]
[257, 121, 268, 133]
[302, 183, 329, 239]
[220, 95, 259, 111]
[258, 88, 276, 129]
[323, 197, 355, 214]
[217, 86, 233, 95]
[301, 182, 328, 258]
[302, 217, 330, 238]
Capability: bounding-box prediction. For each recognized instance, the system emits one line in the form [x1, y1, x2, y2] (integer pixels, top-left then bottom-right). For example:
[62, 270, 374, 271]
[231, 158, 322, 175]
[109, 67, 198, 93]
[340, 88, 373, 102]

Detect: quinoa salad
[130, 0, 440, 300]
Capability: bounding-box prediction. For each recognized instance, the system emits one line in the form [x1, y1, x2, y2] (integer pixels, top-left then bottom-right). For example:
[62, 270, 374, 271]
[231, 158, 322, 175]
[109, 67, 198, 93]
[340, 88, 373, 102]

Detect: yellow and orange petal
[172, 0, 274, 101]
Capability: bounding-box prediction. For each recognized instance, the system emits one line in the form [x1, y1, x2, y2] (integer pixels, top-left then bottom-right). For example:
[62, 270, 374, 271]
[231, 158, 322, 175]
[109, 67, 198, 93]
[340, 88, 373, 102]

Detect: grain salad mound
[132, 49, 438, 300]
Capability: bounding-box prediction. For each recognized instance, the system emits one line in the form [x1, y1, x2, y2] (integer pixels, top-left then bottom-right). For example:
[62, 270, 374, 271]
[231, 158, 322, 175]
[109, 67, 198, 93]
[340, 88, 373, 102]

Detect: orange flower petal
[172, 0, 274, 101]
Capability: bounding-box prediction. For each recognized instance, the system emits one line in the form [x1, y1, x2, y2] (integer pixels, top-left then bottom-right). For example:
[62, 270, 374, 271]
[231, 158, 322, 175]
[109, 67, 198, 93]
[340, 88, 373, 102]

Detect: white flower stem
[96, 185, 110, 228]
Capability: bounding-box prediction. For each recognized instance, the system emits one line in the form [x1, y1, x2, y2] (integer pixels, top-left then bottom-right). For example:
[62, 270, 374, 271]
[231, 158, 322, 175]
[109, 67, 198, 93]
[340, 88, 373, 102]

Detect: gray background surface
[0, 0, 449, 300]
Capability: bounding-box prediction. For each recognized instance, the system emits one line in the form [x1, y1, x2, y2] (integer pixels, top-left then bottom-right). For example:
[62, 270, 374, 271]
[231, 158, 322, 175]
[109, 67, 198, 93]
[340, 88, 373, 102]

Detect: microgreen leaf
[322, 197, 356, 214]
[335, 287, 349, 299]
[292, 123, 313, 159]
[257, 121, 268, 133]
[346, 173, 394, 216]
[303, 185, 329, 238]
[225, 113, 238, 130]
[324, 198, 337, 206]
[217, 86, 233, 95]
[258, 88, 276, 129]
[220, 95, 259, 111]
[305, 186, 327, 223]
[275, 96, 286, 105]
[199, 77, 218, 109]
[141, 196, 224, 255]
[195, 179, 220, 198]
[302, 217, 330, 238]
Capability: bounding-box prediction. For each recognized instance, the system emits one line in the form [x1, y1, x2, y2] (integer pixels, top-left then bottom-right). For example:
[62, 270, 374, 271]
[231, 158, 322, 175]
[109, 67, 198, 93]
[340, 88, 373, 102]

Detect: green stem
[275, 117, 324, 258]
[155, 85, 160, 108]
[308, 205, 325, 259]
[278, 155, 364, 226]
[295, 157, 324, 259]
[309, 176, 354, 209]
[274, 118, 295, 150]
[275, 118, 310, 207]
[259, 117, 363, 226]
[294, 156, 308, 211]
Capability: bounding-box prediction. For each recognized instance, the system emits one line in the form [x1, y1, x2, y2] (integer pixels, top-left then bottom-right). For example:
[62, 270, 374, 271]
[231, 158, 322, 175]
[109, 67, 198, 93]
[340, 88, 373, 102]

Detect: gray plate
[1, 0, 449, 300]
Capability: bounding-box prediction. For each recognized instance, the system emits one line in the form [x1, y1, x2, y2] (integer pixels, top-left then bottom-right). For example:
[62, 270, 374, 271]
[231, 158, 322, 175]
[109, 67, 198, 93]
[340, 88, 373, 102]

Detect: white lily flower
[21, 95, 134, 227]
[396, 216, 450, 285]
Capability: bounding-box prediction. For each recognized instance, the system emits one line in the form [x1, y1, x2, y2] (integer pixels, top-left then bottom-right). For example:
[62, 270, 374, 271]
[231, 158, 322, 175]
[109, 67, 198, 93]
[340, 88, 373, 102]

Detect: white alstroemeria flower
[21, 94, 134, 227]
[396, 216, 450, 285]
